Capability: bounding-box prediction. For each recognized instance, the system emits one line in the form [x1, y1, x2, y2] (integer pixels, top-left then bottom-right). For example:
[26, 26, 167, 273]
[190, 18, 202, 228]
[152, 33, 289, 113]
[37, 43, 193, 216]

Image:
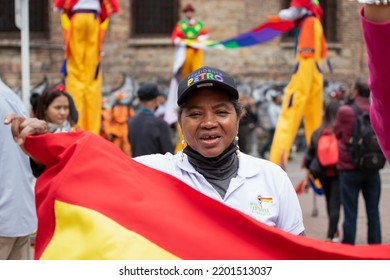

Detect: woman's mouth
[200, 135, 221, 145]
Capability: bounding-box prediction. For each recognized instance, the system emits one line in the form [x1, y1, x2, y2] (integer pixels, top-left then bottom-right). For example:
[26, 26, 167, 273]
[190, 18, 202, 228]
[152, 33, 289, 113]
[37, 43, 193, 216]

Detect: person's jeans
[339, 170, 381, 245]
[260, 128, 275, 158]
[318, 174, 340, 240]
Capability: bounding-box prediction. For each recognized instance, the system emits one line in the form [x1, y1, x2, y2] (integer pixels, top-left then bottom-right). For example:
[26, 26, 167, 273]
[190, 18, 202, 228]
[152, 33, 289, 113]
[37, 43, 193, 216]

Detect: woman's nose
[200, 114, 217, 128]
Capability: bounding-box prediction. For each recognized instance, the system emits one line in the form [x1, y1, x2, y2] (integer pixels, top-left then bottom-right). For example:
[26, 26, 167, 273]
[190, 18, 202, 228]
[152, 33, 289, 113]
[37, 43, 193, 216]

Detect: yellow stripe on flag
[40, 200, 180, 260]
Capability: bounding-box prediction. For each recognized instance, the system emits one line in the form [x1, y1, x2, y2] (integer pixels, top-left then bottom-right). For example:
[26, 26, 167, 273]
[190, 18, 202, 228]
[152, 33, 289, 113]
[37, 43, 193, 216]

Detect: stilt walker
[269, 0, 327, 168]
[168, 4, 208, 153]
[54, 0, 119, 135]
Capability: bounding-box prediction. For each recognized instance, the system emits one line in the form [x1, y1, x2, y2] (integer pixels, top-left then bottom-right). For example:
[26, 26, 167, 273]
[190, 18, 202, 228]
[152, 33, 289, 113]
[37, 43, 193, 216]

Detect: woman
[34, 84, 78, 133]
[303, 101, 341, 242]
[5, 66, 305, 236]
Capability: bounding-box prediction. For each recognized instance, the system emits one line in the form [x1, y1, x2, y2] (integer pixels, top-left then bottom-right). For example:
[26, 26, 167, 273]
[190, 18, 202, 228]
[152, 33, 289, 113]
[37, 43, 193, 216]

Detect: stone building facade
[0, 0, 367, 94]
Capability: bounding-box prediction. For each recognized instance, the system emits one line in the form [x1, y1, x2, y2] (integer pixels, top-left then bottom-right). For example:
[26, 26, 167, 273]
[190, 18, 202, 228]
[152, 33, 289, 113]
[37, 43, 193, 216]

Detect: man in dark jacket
[128, 83, 174, 157]
[334, 78, 381, 245]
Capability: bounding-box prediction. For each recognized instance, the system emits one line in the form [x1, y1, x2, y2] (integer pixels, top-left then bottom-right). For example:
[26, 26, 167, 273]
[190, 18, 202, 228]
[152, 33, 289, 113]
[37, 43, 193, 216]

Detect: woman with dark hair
[35, 84, 79, 133]
[303, 101, 341, 242]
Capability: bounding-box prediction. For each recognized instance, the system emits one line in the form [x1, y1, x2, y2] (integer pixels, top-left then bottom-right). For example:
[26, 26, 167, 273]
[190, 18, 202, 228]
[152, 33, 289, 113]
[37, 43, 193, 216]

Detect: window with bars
[282, 0, 338, 43]
[132, 0, 179, 38]
[0, 0, 49, 38]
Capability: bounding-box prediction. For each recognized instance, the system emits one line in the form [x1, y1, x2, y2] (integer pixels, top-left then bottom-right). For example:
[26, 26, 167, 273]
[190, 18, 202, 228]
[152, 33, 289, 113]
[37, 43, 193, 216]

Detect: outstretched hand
[4, 114, 48, 145]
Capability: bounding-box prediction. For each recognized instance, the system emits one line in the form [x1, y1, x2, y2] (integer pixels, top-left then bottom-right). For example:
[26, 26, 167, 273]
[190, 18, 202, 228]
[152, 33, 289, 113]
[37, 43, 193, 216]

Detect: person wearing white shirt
[0, 80, 36, 259]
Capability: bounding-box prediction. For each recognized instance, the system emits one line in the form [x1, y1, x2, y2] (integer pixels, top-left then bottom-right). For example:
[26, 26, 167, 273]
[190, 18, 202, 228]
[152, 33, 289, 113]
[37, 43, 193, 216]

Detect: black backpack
[349, 103, 386, 171]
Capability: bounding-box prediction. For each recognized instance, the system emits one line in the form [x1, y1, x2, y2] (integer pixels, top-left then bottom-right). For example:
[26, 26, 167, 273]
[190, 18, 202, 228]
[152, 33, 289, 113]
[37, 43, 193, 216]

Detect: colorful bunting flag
[182, 20, 295, 49]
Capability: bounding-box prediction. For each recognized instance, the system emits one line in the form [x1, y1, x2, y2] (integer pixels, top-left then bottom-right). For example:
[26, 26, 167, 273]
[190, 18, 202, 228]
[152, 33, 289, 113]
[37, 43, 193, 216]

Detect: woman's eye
[216, 111, 229, 116]
[188, 112, 201, 117]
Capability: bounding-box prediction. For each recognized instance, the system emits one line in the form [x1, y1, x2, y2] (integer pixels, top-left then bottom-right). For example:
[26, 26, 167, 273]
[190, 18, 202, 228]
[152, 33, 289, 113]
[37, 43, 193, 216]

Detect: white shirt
[267, 101, 281, 129]
[72, 0, 101, 12]
[0, 80, 37, 237]
[135, 152, 304, 235]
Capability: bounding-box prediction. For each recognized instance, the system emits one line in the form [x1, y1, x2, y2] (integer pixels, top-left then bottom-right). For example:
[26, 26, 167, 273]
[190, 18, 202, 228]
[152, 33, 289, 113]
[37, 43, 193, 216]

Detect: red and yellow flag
[25, 131, 390, 260]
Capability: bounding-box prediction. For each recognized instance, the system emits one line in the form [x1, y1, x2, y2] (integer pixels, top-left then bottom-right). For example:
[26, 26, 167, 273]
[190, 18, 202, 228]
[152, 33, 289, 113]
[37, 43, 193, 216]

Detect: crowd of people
[1, 0, 390, 259]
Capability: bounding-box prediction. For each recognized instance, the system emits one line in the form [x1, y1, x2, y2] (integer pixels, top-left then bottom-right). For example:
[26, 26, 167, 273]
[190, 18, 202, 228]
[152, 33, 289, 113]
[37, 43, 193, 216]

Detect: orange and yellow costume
[269, 0, 327, 168]
[54, 0, 119, 135]
[106, 93, 134, 156]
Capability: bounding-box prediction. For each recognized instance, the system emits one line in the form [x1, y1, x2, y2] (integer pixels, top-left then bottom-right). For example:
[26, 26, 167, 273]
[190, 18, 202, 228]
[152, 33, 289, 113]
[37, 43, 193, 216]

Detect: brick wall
[0, 0, 367, 92]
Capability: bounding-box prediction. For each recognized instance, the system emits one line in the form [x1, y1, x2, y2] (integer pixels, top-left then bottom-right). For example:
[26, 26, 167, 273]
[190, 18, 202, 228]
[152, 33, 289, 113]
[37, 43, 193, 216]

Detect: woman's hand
[4, 114, 48, 145]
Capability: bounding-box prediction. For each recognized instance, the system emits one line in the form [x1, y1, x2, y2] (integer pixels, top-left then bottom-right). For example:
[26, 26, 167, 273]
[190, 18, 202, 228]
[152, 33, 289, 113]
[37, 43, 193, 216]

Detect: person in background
[359, 1, 390, 162]
[303, 101, 341, 242]
[260, 89, 282, 159]
[99, 97, 111, 140]
[53, 0, 119, 134]
[6, 66, 305, 236]
[128, 83, 174, 157]
[154, 93, 168, 119]
[170, 3, 209, 154]
[0, 80, 36, 259]
[34, 84, 79, 133]
[29, 92, 40, 117]
[108, 92, 133, 156]
[171, 3, 209, 79]
[334, 78, 381, 245]
[237, 91, 259, 155]
[269, 0, 327, 169]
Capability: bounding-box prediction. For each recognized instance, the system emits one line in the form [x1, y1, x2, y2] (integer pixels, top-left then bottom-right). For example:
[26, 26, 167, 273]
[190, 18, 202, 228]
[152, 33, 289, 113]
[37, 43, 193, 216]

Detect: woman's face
[45, 95, 70, 125]
[180, 88, 239, 158]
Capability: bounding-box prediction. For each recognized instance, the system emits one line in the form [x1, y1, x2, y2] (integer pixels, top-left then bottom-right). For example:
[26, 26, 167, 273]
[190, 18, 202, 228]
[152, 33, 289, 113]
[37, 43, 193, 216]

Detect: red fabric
[290, 0, 312, 9]
[290, 0, 323, 18]
[25, 131, 390, 260]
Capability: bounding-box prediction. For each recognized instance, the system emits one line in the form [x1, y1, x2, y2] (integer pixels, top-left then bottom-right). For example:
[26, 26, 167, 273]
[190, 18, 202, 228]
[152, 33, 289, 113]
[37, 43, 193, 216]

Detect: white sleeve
[276, 172, 305, 235]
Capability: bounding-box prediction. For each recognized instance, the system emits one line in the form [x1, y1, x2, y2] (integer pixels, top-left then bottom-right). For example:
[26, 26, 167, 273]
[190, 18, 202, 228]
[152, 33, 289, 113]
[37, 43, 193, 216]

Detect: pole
[19, 0, 30, 108]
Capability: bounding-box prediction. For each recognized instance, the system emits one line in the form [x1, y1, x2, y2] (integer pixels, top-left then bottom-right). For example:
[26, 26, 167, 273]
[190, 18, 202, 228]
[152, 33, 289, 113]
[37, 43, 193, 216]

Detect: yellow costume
[270, 1, 327, 168]
[54, 0, 119, 134]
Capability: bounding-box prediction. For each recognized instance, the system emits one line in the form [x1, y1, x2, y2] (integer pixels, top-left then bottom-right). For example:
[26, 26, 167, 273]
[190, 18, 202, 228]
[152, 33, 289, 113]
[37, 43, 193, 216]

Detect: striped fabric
[181, 20, 295, 49]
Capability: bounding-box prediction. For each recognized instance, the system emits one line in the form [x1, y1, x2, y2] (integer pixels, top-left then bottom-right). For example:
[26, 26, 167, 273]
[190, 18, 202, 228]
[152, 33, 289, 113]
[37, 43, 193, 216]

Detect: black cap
[177, 66, 239, 106]
[137, 83, 161, 101]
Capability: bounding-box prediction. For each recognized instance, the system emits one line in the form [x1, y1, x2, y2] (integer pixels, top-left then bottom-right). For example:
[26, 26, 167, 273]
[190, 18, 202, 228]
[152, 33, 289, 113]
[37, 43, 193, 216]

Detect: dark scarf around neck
[183, 143, 239, 198]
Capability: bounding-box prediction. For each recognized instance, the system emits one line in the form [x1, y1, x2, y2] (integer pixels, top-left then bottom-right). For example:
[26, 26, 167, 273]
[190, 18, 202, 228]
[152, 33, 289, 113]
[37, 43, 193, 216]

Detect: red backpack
[317, 128, 339, 167]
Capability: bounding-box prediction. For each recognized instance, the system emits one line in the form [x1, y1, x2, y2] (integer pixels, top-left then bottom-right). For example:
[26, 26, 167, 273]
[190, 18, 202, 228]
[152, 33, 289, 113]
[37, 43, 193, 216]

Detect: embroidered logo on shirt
[249, 195, 273, 216]
[257, 195, 273, 205]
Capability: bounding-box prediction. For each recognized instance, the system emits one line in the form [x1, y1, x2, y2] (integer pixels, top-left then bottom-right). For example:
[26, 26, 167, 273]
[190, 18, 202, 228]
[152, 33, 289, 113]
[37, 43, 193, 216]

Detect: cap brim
[177, 80, 239, 106]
